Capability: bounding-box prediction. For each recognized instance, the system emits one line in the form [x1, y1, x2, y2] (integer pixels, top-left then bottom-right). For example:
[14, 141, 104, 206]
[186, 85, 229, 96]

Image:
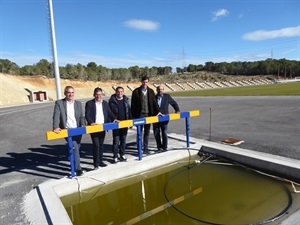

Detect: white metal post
[48, 0, 61, 100]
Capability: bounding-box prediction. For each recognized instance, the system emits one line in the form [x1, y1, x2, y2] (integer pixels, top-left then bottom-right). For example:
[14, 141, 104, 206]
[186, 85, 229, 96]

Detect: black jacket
[108, 94, 132, 120]
[131, 86, 159, 118]
[85, 99, 116, 125]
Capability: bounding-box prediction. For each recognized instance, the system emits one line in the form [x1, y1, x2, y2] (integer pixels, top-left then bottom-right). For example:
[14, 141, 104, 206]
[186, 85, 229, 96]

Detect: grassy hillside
[171, 82, 300, 96]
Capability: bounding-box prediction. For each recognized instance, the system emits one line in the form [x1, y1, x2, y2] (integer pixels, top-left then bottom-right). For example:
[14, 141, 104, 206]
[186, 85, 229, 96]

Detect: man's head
[64, 86, 75, 102]
[115, 86, 124, 99]
[141, 76, 149, 89]
[93, 87, 103, 102]
[156, 85, 164, 95]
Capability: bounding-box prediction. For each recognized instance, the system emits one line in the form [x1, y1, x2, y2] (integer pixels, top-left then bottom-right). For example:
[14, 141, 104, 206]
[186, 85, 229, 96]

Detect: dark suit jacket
[157, 93, 180, 114]
[131, 86, 159, 118]
[85, 99, 116, 125]
[52, 98, 85, 130]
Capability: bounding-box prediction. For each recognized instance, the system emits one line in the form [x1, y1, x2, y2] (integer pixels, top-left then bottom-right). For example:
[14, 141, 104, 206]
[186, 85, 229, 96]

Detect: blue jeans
[90, 131, 106, 167]
[153, 122, 168, 150]
[112, 128, 128, 158]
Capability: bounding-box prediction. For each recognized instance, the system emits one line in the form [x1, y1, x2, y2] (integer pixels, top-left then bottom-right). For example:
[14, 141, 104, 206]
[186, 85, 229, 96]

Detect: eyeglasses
[66, 92, 74, 94]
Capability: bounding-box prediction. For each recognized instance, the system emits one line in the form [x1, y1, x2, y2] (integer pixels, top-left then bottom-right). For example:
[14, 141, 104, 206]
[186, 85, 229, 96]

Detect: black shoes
[113, 157, 119, 164]
[119, 155, 127, 161]
[94, 162, 107, 170]
[76, 170, 85, 176]
[99, 162, 107, 167]
[143, 150, 150, 155]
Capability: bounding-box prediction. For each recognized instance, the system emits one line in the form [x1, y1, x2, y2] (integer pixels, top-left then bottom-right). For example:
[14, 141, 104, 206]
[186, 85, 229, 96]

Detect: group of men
[52, 76, 180, 176]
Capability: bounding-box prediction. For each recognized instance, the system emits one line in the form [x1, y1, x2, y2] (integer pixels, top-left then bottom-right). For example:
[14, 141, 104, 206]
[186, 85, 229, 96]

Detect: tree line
[0, 58, 299, 81]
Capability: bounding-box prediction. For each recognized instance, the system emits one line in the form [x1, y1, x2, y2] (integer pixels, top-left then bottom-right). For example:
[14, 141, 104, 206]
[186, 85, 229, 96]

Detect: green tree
[34, 59, 52, 77]
[0, 59, 19, 74]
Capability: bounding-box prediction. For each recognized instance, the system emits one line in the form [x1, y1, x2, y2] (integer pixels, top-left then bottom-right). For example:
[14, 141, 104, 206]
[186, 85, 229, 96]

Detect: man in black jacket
[109, 87, 132, 163]
[154, 85, 180, 152]
[131, 76, 160, 154]
[85, 87, 116, 169]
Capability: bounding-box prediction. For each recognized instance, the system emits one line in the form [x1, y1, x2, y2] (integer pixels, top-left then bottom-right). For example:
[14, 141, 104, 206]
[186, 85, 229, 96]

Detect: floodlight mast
[48, 0, 62, 100]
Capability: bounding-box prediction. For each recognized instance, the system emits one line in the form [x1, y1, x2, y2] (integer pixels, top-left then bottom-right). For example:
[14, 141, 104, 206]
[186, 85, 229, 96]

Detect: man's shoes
[113, 157, 119, 164]
[76, 170, 85, 176]
[162, 149, 168, 152]
[94, 166, 100, 170]
[119, 155, 127, 161]
[158, 148, 162, 152]
[99, 162, 107, 167]
[143, 150, 154, 155]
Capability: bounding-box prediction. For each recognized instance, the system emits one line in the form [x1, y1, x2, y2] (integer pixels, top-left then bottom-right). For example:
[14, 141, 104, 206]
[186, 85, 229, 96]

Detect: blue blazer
[157, 93, 180, 115]
[85, 99, 116, 125]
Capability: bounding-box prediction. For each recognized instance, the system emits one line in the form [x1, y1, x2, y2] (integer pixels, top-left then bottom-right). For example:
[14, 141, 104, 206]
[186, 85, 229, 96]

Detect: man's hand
[53, 128, 61, 134]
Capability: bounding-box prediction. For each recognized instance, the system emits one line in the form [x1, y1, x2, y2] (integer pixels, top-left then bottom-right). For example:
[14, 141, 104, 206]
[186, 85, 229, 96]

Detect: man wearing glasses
[85, 87, 116, 169]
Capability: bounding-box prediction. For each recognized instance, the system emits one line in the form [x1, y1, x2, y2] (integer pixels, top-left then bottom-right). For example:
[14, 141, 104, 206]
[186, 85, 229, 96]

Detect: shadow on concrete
[0, 143, 137, 179]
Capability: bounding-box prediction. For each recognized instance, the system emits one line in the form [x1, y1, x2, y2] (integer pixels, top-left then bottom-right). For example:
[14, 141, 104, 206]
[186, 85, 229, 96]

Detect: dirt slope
[0, 73, 142, 106]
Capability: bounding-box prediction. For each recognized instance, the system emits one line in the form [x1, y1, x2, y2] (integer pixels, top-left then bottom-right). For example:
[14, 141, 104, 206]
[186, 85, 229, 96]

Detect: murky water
[63, 160, 291, 225]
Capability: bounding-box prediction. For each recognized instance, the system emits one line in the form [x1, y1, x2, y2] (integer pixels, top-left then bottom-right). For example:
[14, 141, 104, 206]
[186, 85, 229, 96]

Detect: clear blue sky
[1, 0, 299, 70]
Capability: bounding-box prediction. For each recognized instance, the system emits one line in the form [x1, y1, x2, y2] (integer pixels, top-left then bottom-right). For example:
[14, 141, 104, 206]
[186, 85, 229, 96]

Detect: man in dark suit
[85, 87, 116, 169]
[154, 85, 180, 152]
[131, 76, 160, 154]
[53, 86, 85, 176]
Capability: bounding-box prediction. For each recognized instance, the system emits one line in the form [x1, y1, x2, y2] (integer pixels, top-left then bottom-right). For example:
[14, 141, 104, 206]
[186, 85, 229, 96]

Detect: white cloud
[281, 47, 298, 55]
[212, 9, 229, 22]
[243, 26, 300, 41]
[124, 19, 160, 31]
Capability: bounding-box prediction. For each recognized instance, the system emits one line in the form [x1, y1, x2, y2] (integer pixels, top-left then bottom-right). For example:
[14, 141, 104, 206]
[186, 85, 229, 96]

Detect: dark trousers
[112, 128, 128, 158]
[140, 113, 150, 151]
[141, 123, 151, 151]
[153, 121, 168, 150]
[65, 135, 82, 172]
[90, 131, 106, 167]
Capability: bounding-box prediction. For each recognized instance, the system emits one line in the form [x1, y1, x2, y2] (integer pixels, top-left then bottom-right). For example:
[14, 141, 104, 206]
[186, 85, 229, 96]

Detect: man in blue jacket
[85, 87, 116, 169]
[154, 85, 180, 152]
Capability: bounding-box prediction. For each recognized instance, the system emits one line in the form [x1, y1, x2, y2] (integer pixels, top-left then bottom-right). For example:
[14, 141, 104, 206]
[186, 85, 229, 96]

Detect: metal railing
[46, 110, 200, 177]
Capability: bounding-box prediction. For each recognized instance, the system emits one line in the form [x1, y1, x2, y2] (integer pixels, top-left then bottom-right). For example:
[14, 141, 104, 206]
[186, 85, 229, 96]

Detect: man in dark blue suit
[154, 85, 180, 152]
[85, 87, 116, 169]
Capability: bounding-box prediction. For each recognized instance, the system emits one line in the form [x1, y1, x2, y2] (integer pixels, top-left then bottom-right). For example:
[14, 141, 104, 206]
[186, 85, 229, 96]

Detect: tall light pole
[48, 0, 61, 100]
